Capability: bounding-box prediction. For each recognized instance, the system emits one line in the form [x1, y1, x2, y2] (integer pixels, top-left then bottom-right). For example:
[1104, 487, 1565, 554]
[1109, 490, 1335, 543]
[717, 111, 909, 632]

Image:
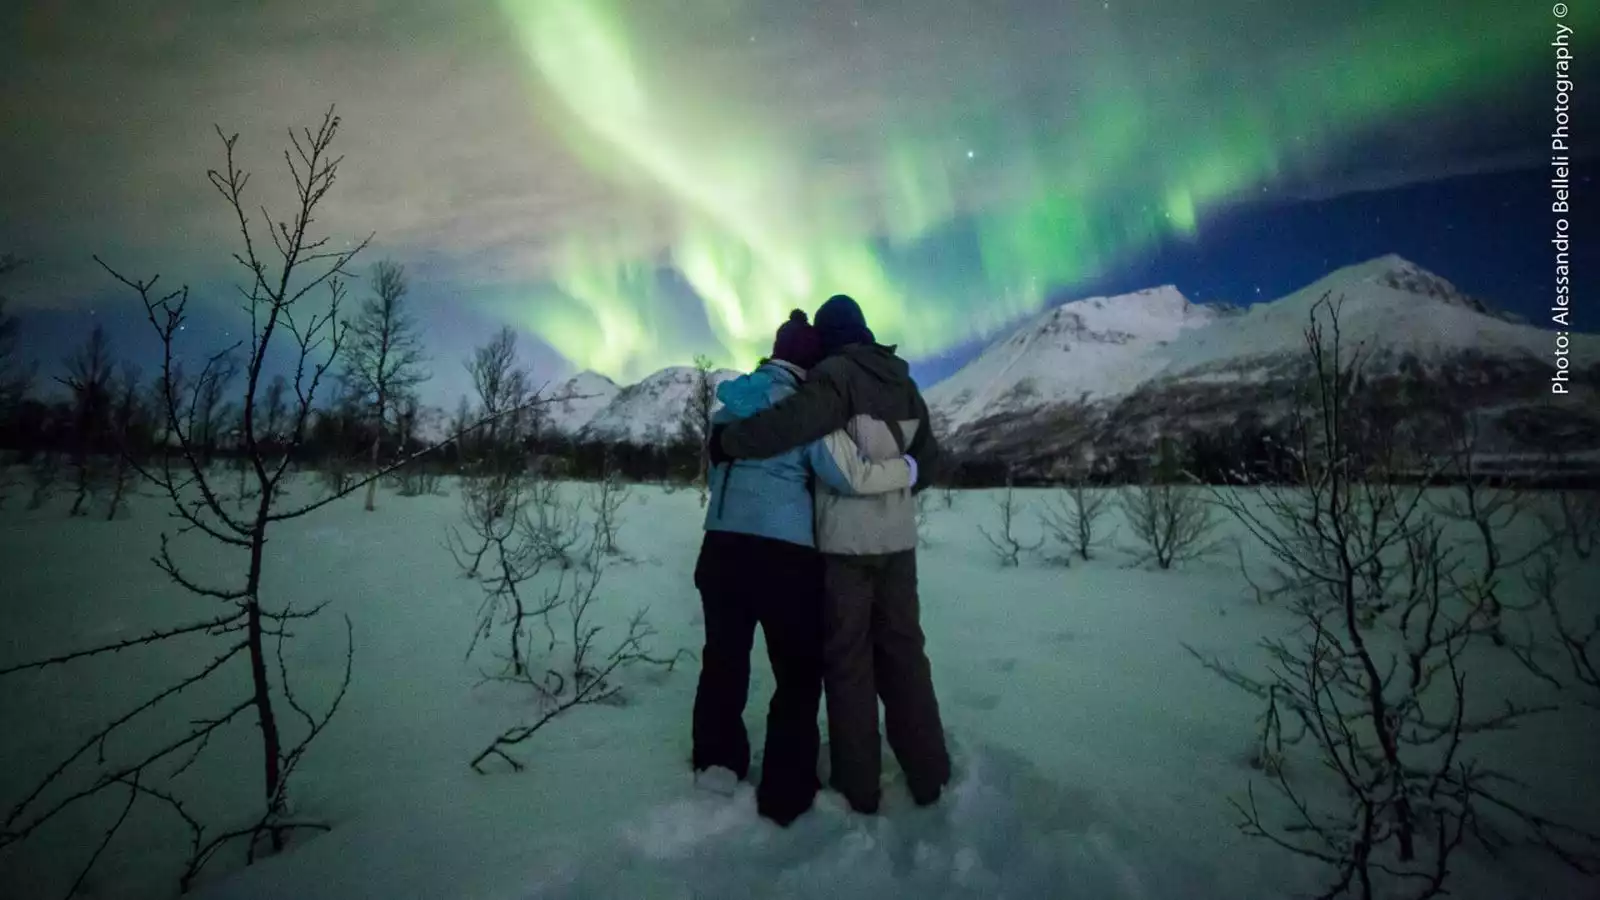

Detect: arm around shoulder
[720, 362, 850, 460]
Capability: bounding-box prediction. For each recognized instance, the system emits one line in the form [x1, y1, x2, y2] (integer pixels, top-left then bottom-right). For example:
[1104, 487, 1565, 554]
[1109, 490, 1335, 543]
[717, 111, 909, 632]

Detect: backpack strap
[883, 417, 907, 454]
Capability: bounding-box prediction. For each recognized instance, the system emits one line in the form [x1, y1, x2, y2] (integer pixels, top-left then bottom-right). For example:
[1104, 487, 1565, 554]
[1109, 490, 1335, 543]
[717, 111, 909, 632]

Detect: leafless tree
[682, 353, 716, 505]
[979, 471, 1042, 567]
[0, 109, 540, 896]
[0, 260, 31, 507]
[1118, 439, 1222, 569]
[104, 362, 147, 519]
[393, 394, 444, 497]
[58, 323, 117, 516]
[464, 326, 535, 472]
[345, 259, 429, 511]
[260, 374, 290, 442]
[190, 350, 239, 473]
[590, 451, 630, 557]
[0, 255, 27, 416]
[1187, 296, 1599, 900]
[450, 393, 472, 438]
[1040, 478, 1112, 564]
[0, 254, 26, 393]
[313, 379, 365, 497]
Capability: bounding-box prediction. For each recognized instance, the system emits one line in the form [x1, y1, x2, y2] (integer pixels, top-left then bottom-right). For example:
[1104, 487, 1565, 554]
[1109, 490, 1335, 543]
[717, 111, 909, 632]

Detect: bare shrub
[1118, 482, 1222, 570]
[1425, 414, 1557, 645]
[1188, 295, 1600, 900]
[1039, 479, 1111, 564]
[978, 472, 1041, 567]
[452, 468, 584, 677]
[1507, 548, 1600, 713]
[470, 517, 688, 773]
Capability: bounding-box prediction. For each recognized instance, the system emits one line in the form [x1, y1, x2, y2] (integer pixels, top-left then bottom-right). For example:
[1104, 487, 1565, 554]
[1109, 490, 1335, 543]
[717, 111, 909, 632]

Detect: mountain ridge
[927, 255, 1599, 475]
[530, 256, 1595, 472]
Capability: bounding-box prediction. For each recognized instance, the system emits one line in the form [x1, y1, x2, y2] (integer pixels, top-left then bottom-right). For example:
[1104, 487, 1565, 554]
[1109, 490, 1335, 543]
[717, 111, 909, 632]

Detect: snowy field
[2, 479, 1597, 900]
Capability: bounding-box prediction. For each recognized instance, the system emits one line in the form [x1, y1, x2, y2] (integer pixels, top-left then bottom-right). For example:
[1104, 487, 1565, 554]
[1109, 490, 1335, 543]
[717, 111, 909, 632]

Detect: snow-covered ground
[2, 481, 1597, 899]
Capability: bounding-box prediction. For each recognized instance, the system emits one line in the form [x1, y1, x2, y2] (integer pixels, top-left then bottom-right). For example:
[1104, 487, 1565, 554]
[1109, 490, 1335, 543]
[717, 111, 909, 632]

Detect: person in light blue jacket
[692, 310, 918, 826]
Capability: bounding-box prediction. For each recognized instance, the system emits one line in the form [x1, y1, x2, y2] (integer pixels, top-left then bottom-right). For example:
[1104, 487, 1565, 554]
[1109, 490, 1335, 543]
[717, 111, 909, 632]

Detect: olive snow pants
[822, 550, 951, 813]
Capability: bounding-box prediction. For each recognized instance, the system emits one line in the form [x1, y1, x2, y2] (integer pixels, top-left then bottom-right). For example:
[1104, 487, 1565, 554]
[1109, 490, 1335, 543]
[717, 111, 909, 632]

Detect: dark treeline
[0, 279, 721, 513]
[0, 345, 719, 510]
[3, 252, 1589, 500]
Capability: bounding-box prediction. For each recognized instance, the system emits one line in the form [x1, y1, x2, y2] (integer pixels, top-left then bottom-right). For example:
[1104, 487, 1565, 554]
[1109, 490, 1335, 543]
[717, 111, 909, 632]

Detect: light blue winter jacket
[704, 361, 912, 548]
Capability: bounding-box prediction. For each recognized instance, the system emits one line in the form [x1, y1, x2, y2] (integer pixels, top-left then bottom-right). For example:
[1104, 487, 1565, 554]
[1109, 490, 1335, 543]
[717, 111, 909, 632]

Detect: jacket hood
[837, 343, 911, 388]
[715, 361, 800, 417]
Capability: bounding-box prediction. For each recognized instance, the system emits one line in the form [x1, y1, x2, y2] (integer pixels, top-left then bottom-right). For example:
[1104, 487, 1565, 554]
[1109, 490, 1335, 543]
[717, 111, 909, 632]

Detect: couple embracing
[690, 293, 951, 826]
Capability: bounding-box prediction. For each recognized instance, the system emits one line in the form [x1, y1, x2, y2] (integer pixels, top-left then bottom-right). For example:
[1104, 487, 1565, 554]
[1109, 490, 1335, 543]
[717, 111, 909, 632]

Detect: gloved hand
[903, 454, 919, 488]
[707, 423, 733, 468]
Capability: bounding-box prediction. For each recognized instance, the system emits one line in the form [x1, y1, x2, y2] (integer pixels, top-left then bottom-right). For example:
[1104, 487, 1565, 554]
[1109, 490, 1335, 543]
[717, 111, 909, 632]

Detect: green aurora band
[496, 0, 1580, 381]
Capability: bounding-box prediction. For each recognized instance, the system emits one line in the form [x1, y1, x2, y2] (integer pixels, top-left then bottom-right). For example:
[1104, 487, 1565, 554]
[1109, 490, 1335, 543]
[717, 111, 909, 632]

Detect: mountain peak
[541, 371, 622, 436]
[577, 365, 740, 445]
[1327, 255, 1486, 311]
[567, 370, 618, 387]
[926, 283, 1219, 431]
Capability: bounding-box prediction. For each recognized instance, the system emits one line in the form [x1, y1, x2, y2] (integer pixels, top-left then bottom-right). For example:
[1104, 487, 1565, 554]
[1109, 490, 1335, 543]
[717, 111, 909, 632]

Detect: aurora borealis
[0, 0, 1591, 390]
[491, 0, 1586, 378]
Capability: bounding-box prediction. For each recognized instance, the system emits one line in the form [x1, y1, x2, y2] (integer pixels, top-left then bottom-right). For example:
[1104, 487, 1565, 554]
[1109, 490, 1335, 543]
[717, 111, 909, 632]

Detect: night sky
[1, 0, 1594, 404]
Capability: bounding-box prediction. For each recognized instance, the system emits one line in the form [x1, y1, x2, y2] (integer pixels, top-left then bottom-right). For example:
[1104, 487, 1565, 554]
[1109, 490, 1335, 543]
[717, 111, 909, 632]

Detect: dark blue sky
[913, 165, 1596, 387]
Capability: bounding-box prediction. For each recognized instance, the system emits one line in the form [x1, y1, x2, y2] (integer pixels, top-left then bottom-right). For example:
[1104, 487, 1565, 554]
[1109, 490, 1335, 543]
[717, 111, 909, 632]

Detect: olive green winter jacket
[716, 343, 939, 555]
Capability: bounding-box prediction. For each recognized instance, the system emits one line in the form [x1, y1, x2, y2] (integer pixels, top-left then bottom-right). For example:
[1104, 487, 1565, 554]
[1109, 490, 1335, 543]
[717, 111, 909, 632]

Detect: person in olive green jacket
[709, 293, 951, 814]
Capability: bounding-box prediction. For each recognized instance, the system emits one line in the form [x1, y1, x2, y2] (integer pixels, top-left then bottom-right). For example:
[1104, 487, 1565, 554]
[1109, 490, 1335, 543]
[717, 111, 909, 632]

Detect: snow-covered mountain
[1147, 255, 1558, 380]
[577, 365, 740, 446]
[930, 255, 1600, 475]
[539, 371, 620, 436]
[924, 285, 1228, 433]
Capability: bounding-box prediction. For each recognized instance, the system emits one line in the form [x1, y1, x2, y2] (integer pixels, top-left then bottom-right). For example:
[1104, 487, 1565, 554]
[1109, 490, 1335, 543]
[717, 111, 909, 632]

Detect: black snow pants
[822, 550, 951, 814]
[691, 530, 826, 825]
